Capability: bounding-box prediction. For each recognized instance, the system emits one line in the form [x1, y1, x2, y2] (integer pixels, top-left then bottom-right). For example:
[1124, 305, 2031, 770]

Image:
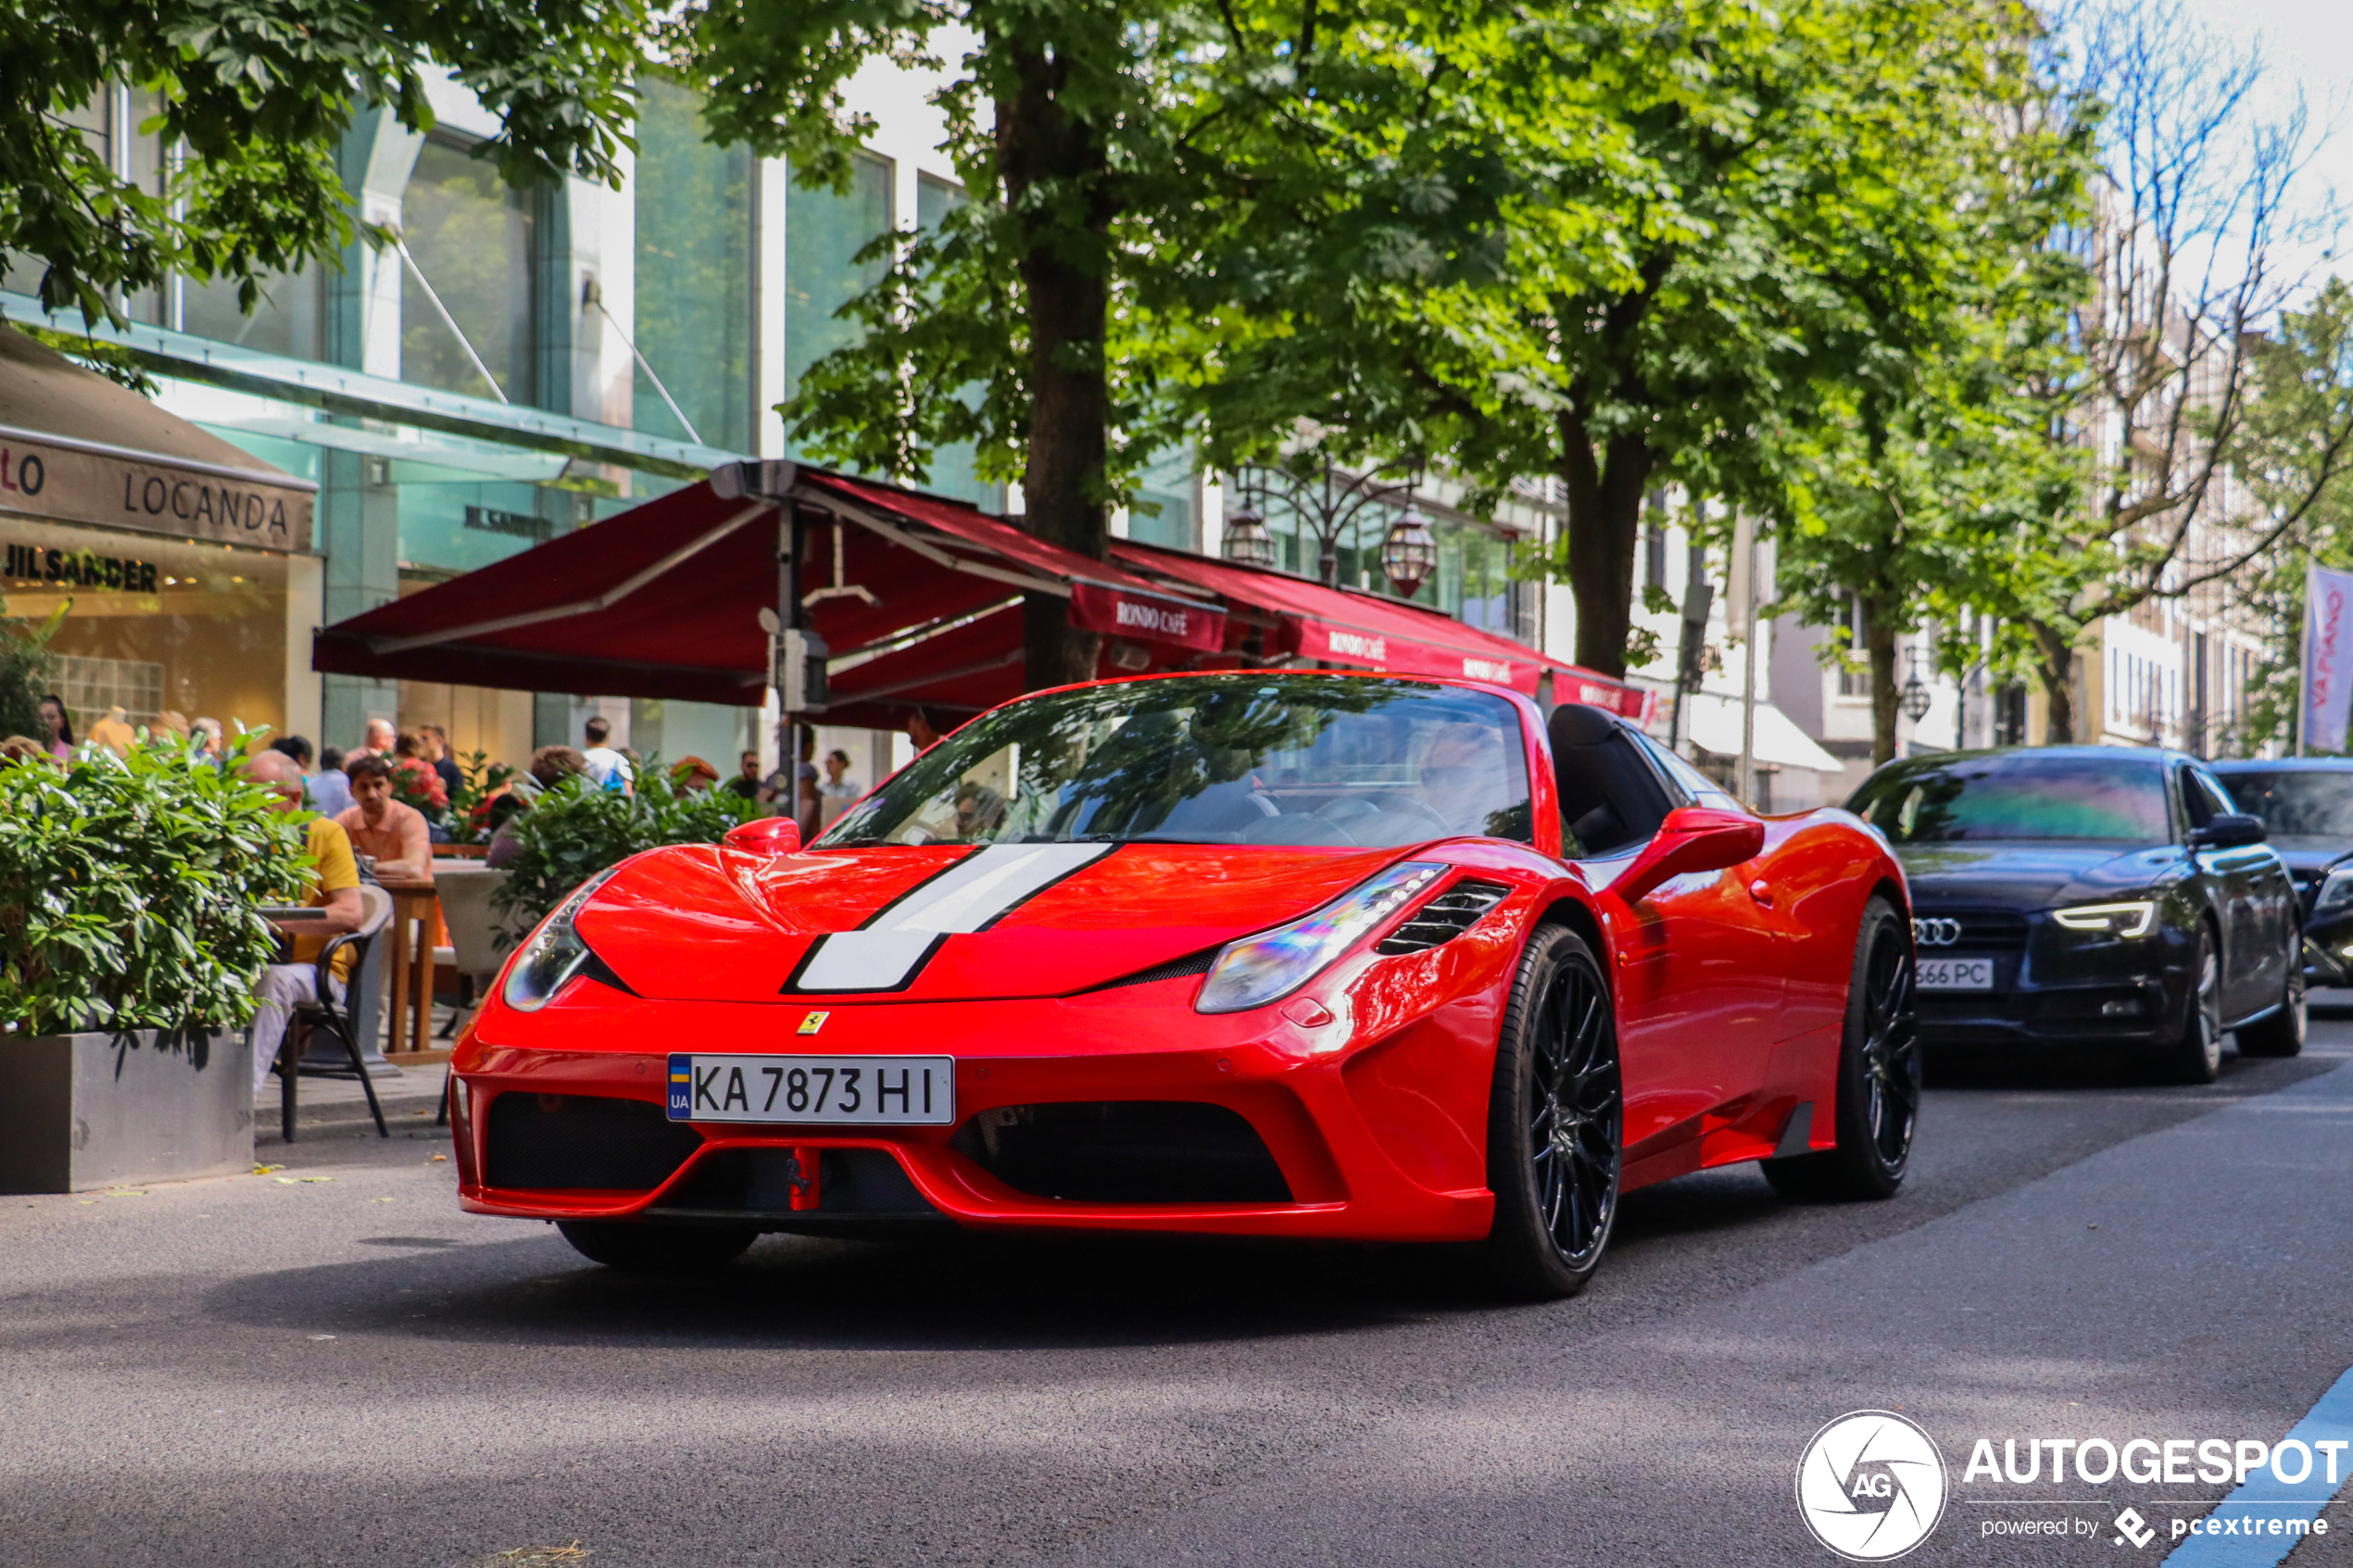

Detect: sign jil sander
[0, 427, 314, 552]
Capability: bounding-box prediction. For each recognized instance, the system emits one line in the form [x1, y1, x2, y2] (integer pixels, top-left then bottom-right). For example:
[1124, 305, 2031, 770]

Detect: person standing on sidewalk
[244, 751, 363, 1094]
[580, 716, 635, 794]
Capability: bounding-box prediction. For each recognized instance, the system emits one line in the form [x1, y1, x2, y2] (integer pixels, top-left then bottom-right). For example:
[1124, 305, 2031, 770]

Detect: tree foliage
[0, 0, 650, 326]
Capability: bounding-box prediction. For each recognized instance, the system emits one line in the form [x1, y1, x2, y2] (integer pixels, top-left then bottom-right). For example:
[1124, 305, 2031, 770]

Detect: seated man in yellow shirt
[245, 751, 365, 1094]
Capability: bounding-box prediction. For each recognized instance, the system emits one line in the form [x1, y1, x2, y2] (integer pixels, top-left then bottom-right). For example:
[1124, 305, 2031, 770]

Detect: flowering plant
[389, 757, 448, 813]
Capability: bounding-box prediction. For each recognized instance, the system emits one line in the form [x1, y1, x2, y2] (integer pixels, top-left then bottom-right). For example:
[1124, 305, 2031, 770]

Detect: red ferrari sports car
[449, 671, 1917, 1297]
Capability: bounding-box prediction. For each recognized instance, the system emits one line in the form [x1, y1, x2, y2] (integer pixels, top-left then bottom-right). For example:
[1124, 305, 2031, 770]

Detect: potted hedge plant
[0, 732, 308, 1192]
[494, 760, 754, 936]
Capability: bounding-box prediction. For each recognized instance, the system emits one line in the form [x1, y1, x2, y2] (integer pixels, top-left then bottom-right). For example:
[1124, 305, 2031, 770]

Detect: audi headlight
[2314, 868, 2353, 916]
[501, 867, 624, 1011]
[1196, 862, 1445, 1015]
[2050, 900, 2157, 938]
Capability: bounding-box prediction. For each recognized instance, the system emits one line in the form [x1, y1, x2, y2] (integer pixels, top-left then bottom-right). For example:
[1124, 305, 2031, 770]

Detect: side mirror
[2189, 812, 2265, 850]
[724, 815, 802, 856]
[1611, 806, 1766, 905]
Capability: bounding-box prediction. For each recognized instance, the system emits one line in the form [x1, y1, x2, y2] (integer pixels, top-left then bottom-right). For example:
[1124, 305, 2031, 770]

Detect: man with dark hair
[335, 753, 433, 880]
[905, 707, 943, 752]
[422, 723, 461, 796]
[312, 745, 354, 816]
[724, 749, 761, 802]
[581, 714, 633, 793]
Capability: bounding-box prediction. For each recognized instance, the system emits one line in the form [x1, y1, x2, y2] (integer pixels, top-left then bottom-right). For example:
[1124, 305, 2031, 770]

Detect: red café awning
[1108, 540, 1657, 724]
[310, 464, 1227, 721]
[312, 459, 1652, 727]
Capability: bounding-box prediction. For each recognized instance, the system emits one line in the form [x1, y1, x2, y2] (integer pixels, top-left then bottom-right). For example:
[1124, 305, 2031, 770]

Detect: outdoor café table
[375, 873, 440, 1059]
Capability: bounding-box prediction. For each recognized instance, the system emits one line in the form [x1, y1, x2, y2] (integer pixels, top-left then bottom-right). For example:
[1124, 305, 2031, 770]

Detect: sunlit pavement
[5, 1017, 2350, 1566]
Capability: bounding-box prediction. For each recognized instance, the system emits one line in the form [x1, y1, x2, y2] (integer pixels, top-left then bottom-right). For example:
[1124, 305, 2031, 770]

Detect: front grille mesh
[484, 1092, 703, 1191]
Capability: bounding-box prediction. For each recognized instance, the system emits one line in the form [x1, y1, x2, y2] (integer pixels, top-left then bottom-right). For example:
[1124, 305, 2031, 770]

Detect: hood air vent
[1376, 880, 1512, 955]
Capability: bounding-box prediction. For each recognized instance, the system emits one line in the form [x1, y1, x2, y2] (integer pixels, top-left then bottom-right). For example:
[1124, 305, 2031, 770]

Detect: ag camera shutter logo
[1796, 1411, 1947, 1561]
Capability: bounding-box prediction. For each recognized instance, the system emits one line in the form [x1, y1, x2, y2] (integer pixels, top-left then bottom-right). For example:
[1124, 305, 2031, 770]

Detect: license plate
[1917, 958, 1995, 991]
[666, 1053, 954, 1125]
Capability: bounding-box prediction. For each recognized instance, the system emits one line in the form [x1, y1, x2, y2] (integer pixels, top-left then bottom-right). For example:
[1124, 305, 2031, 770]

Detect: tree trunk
[2029, 621, 2077, 743]
[1861, 594, 1901, 768]
[999, 41, 1110, 690]
[1557, 412, 1655, 678]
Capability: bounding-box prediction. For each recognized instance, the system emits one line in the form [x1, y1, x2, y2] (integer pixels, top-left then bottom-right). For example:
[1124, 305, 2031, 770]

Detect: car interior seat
[1547, 702, 1673, 857]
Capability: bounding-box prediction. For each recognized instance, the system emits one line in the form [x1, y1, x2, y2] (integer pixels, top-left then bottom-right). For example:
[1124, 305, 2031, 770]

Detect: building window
[1835, 593, 1869, 696]
[785, 151, 893, 404]
[632, 78, 754, 451]
[400, 138, 539, 405]
[912, 171, 997, 508]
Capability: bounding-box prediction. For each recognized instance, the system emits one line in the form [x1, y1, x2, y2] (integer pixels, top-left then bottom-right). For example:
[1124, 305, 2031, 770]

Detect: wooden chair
[273, 884, 393, 1143]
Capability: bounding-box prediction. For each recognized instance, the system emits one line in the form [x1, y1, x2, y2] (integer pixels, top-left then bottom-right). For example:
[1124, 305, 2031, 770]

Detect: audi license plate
[1917, 958, 1994, 992]
[666, 1053, 954, 1125]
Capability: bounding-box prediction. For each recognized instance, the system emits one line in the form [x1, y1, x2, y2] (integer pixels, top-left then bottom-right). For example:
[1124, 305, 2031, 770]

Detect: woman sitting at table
[335, 754, 434, 882]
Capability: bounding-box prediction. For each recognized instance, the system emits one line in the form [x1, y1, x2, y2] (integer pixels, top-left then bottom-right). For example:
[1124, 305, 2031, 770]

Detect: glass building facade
[0, 71, 1552, 778]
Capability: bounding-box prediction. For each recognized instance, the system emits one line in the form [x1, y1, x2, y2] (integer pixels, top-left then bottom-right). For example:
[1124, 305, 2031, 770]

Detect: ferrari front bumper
[449, 982, 1501, 1244]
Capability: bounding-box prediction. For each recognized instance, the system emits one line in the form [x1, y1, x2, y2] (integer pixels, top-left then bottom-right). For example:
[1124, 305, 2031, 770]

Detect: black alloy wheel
[2236, 946, 2307, 1059]
[557, 1220, 760, 1273]
[2156, 926, 2224, 1085]
[1478, 924, 1623, 1298]
[1765, 897, 1920, 1202]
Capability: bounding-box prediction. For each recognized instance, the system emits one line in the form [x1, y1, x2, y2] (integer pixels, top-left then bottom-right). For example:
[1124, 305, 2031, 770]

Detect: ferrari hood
[1894, 842, 2181, 908]
[573, 841, 1411, 1002]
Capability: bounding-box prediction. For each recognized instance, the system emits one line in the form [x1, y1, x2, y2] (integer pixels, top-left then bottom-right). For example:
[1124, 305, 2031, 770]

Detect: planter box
[0, 1029, 253, 1193]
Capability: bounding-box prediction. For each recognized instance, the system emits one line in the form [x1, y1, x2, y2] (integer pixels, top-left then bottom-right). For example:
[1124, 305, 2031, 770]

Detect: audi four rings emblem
[1913, 918, 1963, 947]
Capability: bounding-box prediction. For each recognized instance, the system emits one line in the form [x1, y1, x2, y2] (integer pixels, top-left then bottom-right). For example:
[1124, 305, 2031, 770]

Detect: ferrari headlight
[501, 866, 623, 1012]
[1196, 862, 1445, 1015]
[2050, 900, 2157, 938]
[2314, 868, 2353, 916]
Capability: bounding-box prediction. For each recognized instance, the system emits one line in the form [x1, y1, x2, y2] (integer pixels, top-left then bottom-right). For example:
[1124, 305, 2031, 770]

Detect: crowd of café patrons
[6, 694, 938, 1088]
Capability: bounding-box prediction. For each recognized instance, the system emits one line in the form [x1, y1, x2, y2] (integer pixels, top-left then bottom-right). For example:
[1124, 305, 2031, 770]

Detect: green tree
[1159, 0, 2058, 681]
[673, 0, 1239, 688]
[1991, 0, 2351, 740]
[1, 0, 649, 327]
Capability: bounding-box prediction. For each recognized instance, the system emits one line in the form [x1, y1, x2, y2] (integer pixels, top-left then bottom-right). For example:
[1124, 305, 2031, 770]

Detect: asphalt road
[6, 1022, 2353, 1568]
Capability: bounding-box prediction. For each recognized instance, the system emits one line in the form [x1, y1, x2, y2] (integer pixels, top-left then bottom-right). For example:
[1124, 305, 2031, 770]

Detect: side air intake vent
[1376, 880, 1511, 955]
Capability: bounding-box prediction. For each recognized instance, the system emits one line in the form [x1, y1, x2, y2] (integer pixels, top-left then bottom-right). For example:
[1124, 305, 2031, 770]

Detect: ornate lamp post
[1899, 652, 1934, 722]
[1221, 503, 1277, 569]
[1226, 458, 1420, 590]
[1379, 508, 1438, 597]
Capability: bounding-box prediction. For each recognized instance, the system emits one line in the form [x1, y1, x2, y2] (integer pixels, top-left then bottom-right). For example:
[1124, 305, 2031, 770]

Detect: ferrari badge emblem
[797, 1010, 829, 1035]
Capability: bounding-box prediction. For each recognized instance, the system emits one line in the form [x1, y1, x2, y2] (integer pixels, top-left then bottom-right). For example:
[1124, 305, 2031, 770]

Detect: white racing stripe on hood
[791, 842, 1116, 993]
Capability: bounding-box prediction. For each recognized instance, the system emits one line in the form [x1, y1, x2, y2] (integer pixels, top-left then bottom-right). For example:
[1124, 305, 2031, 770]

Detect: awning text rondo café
[0, 326, 318, 743]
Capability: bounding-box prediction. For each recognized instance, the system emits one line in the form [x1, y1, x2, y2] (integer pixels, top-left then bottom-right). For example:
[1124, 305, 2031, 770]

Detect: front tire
[2236, 953, 2306, 1058]
[557, 1221, 759, 1273]
[2156, 927, 2224, 1085]
[1763, 897, 1919, 1202]
[1478, 924, 1623, 1300]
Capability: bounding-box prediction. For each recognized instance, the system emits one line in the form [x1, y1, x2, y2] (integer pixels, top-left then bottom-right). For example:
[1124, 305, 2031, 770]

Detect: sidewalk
[257, 998, 461, 1146]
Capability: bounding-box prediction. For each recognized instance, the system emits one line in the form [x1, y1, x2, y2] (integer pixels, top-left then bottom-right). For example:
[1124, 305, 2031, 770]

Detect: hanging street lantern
[1222, 504, 1277, 569]
[1380, 508, 1439, 597]
[1899, 671, 1933, 722]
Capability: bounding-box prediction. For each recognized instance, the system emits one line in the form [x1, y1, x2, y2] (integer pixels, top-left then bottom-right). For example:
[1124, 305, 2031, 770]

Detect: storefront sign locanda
[0, 433, 313, 552]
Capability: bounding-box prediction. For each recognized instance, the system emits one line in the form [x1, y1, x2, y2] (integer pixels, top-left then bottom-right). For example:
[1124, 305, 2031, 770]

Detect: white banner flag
[2303, 565, 2353, 753]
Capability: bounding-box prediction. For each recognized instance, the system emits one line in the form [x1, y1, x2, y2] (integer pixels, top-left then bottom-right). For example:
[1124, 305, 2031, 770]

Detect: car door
[2193, 764, 2291, 1017]
[1555, 720, 1778, 1158]
[2182, 764, 2281, 1019]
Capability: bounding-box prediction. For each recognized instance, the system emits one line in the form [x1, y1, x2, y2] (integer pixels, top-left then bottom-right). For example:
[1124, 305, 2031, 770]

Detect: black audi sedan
[1845, 746, 2304, 1080]
[2209, 758, 2353, 989]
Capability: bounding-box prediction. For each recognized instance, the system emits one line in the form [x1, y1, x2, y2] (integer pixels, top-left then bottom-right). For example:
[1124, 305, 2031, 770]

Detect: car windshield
[2217, 771, 2353, 837]
[818, 673, 1532, 849]
[1846, 753, 2171, 844]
